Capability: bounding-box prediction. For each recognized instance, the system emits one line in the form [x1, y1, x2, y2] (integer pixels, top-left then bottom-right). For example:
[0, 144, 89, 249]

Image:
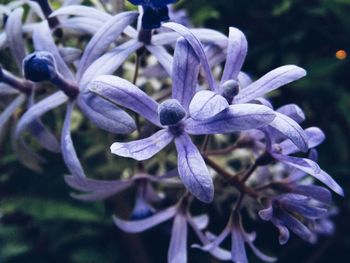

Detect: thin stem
[0, 68, 33, 94]
[240, 162, 258, 183]
[205, 141, 239, 156]
[233, 192, 245, 212]
[203, 155, 258, 198]
[201, 135, 211, 153]
[132, 54, 141, 85]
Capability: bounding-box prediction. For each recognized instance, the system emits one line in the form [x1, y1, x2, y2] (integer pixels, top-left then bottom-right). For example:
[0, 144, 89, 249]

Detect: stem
[233, 192, 245, 212]
[0, 68, 33, 94]
[51, 73, 79, 99]
[132, 54, 141, 85]
[201, 135, 211, 153]
[205, 141, 239, 156]
[138, 28, 152, 45]
[203, 155, 258, 198]
[240, 162, 258, 183]
[33, 0, 62, 38]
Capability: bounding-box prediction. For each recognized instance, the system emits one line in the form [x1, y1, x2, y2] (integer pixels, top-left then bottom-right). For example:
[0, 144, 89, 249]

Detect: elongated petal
[246, 240, 277, 262]
[60, 17, 103, 35]
[189, 90, 228, 120]
[78, 92, 136, 134]
[90, 75, 160, 126]
[277, 104, 305, 123]
[80, 39, 142, 89]
[28, 119, 60, 153]
[61, 101, 86, 179]
[280, 127, 325, 155]
[162, 22, 217, 91]
[0, 95, 26, 132]
[185, 104, 275, 135]
[6, 8, 26, 70]
[113, 205, 177, 233]
[77, 11, 138, 80]
[111, 129, 173, 161]
[16, 91, 68, 139]
[50, 5, 111, 22]
[269, 112, 308, 152]
[146, 45, 173, 76]
[168, 213, 188, 263]
[231, 226, 248, 263]
[221, 27, 247, 84]
[175, 134, 214, 203]
[192, 214, 209, 230]
[290, 185, 332, 204]
[193, 227, 231, 252]
[234, 65, 306, 103]
[274, 154, 343, 196]
[33, 21, 74, 80]
[0, 83, 19, 95]
[171, 37, 200, 111]
[59, 47, 82, 64]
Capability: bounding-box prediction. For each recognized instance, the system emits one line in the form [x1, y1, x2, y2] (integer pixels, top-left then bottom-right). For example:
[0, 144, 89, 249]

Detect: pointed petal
[61, 101, 86, 179]
[246, 240, 277, 262]
[28, 119, 60, 153]
[59, 47, 82, 64]
[171, 37, 200, 111]
[162, 22, 217, 92]
[189, 90, 229, 120]
[60, 17, 103, 35]
[231, 226, 248, 263]
[33, 21, 74, 80]
[77, 92, 136, 134]
[192, 227, 231, 252]
[16, 91, 68, 140]
[113, 205, 177, 233]
[13, 136, 44, 172]
[80, 39, 142, 88]
[168, 213, 188, 263]
[234, 65, 306, 103]
[76, 11, 138, 79]
[0, 95, 26, 132]
[111, 129, 173, 161]
[174, 134, 214, 203]
[5, 7, 26, 70]
[280, 127, 325, 155]
[274, 154, 343, 196]
[290, 185, 332, 204]
[90, 75, 160, 126]
[221, 27, 247, 83]
[185, 104, 275, 135]
[50, 5, 111, 22]
[276, 104, 305, 123]
[146, 45, 173, 76]
[269, 112, 308, 152]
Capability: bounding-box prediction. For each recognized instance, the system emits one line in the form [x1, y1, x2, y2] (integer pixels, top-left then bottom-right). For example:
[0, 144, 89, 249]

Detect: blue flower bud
[23, 51, 57, 82]
[158, 99, 186, 126]
[142, 5, 169, 29]
[220, 79, 239, 103]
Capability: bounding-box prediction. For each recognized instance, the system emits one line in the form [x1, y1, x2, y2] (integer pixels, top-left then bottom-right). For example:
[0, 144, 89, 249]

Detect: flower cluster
[0, 0, 343, 262]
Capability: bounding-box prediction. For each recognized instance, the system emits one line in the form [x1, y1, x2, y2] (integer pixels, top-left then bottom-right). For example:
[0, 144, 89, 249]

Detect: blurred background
[0, 0, 349, 262]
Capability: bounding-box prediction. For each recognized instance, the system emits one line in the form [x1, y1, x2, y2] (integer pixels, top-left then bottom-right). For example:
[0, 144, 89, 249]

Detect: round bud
[220, 79, 240, 103]
[23, 51, 57, 82]
[158, 99, 186, 126]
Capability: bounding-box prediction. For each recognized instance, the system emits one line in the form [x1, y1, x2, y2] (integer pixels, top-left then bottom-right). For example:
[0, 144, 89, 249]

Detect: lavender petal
[174, 134, 214, 203]
[276, 104, 305, 123]
[168, 213, 188, 263]
[111, 129, 174, 161]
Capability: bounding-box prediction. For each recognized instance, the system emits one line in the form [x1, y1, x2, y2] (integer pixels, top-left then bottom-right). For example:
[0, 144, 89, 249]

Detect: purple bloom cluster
[0, 1, 344, 262]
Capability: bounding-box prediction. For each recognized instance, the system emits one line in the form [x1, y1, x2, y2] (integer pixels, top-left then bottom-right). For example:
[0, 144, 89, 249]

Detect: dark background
[0, 0, 349, 262]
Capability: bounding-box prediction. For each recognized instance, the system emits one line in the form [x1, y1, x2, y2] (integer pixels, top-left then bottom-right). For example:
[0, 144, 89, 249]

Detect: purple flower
[90, 38, 276, 202]
[259, 192, 331, 244]
[162, 22, 309, 152]
[193, 212, 276, 263]
[113, 196, 229, 263]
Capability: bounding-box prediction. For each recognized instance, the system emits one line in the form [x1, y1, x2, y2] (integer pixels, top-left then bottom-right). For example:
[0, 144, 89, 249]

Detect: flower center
[23, 51, 57, 82]
[220, 79, 240, 103]
[158, 99, 186, 126]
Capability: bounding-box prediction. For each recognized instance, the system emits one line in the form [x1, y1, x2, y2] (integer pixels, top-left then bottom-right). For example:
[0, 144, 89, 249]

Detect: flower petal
[234, 65, 306, 103]
[32, 21, 74, 80]
[276, 104, 305, 123]
[113, 205, 177, 233]
[16, 91, 68, 140]
[0, 94, 26, 133]
[50, 5, 112, 22]
[185, 104, 275, 135]
[5, 7, 26, 70]
[269, 112, 308, 152]
[146, 45, 173, 76]
[174, 134, 214, 203]
[80, 39, 142, 88]
[192, 214, 209, 230]
[189, 90, 229, 120]
[77, 92, 136, 134]
[168, 213, 188, 263]
[76, 11, 138, 80]
[28, 119, 60, 153]
[61, 101, 86, 179]
[162, 22, 217, 91]
[111, 129, 173, 161]
[221, 27, 247, 84]
[231, 225, 248, 263]
[171, 37, 200, 111]
[90, 75, 160, 126]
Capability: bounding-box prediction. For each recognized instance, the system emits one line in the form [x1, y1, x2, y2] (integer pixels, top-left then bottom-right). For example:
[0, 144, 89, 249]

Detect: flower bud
[220, 79, 239, 103]
[158, 99, 186, 126]
[23, 51, 57, 82]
